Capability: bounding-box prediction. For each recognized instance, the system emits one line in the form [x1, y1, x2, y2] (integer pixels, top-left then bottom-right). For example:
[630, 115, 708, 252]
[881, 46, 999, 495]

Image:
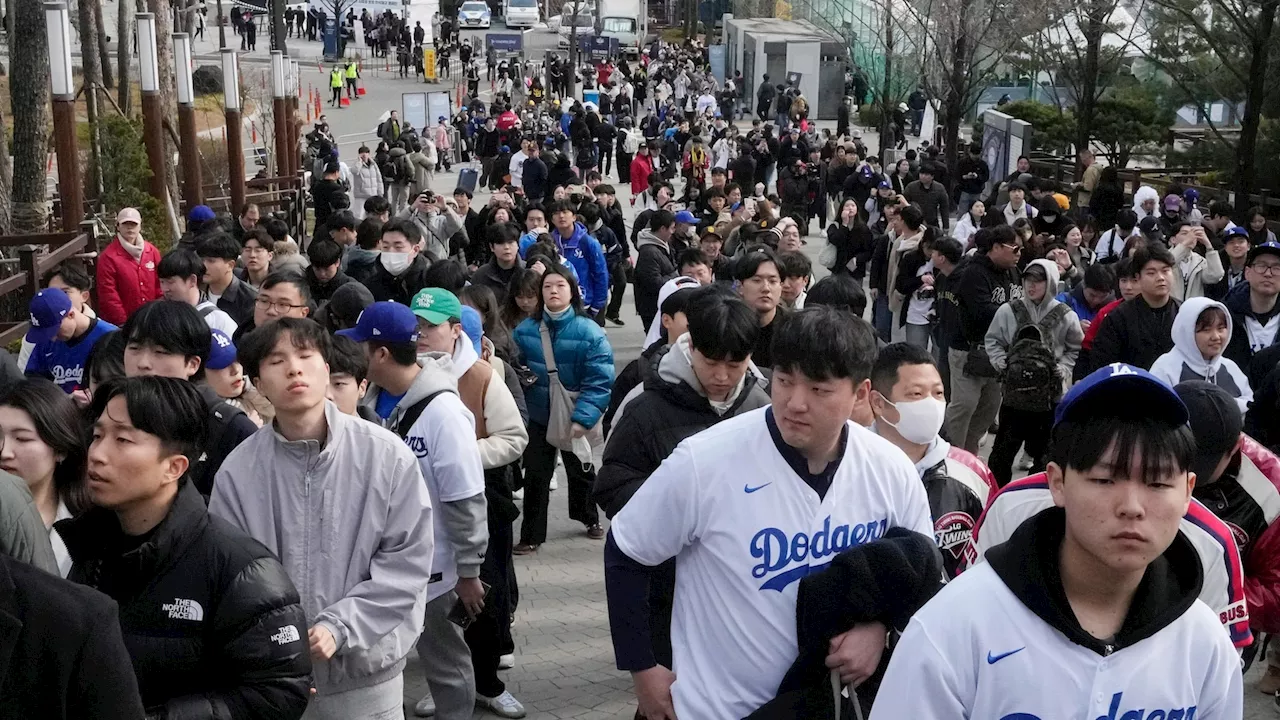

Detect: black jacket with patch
[59, 482, 312, 719]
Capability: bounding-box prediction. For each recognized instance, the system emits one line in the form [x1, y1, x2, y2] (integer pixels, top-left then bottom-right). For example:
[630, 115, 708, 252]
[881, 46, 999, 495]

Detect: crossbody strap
[538, 322, 558, 375]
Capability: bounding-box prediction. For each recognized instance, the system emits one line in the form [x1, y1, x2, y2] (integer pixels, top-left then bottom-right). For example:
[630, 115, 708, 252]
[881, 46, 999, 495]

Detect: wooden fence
[0, 220, 101, 347]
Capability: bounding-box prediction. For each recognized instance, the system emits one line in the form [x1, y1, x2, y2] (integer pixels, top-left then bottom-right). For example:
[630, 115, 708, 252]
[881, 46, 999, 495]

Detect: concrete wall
[786, 41, 820, 116]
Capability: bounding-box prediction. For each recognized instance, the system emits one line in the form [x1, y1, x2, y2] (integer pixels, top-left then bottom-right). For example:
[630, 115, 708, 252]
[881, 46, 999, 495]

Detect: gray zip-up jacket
[360, 355, 488, 601]
[209, 401, 434, 695]
[398, 205, 463, 262]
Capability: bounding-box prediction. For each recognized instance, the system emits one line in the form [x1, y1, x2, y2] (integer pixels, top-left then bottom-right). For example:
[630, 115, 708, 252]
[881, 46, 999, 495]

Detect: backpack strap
[1010, 300, 1034, 329]
[198, 303, 216, 319]
[393, 389, 455, 439]
[1037, 303, 1071, 337]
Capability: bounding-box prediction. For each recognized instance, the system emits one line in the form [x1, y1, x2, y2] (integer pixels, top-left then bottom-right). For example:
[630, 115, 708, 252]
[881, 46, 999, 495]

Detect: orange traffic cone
[340, 96, 350, 107]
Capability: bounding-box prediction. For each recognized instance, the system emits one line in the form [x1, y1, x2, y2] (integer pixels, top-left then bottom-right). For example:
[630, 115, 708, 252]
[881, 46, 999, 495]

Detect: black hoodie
[988, 507, 1201, 656]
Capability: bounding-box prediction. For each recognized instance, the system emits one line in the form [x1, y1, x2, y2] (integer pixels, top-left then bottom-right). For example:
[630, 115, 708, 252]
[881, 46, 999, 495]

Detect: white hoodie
[1149, 296, 1252, 413]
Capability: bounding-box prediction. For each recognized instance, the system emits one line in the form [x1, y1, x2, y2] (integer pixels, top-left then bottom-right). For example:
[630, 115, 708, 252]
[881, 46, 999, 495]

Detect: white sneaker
[413, 691, 436, 717]
[549, 477, 559, 491]
[512, 488, 524, 500]
[499, 653, 515, 669]
[477, 691, 527, 718]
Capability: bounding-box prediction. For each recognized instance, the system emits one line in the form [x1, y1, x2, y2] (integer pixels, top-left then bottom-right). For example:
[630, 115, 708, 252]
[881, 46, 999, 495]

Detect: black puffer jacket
[59, 482, 313, 720]
[595, 342, 770, 518]
[593, 341, 770, 669]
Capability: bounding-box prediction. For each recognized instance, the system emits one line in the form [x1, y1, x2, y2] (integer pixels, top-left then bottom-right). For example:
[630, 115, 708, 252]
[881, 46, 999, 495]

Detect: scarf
[116, 234, 144, 260]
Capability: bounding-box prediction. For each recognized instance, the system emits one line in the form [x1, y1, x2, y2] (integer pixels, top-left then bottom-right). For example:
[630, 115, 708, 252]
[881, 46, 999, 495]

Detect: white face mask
[380, 252, 411, 275]
[880, 396, 946, 445]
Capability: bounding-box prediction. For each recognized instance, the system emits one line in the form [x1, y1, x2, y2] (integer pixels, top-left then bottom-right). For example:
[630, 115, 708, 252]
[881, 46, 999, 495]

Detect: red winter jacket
[96, 236, 162, 325]
[630, 153, 654, 197]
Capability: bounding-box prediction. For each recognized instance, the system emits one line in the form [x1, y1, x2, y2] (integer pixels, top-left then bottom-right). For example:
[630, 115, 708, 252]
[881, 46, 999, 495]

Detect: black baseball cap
[1174, 380, 1242, 482]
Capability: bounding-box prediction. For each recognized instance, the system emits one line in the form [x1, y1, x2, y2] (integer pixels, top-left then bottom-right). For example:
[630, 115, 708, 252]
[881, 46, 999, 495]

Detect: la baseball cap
[188, 204, 217, 223]
[336, 301, 420, 343]
[1248, 240, 1280, 264]
[207, 329, 238, 371]
[25, 288, 72, 344]
[1224, 225, 1250, 242]
[1173, 380, 1242, 483]
[410, 288, 463, 326]
[674, 210, 698, 225]
[1054, 362, 1187, 428]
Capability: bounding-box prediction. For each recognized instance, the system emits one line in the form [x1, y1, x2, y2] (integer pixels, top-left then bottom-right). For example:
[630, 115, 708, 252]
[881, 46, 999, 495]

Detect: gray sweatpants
[302, 674, 404, 720]
[944, 347, 1003, 454]
[416, 590, 476, 720]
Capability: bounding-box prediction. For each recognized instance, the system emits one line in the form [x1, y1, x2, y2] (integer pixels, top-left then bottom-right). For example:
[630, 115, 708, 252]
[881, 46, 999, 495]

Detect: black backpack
[1001, 302, 1070, 412]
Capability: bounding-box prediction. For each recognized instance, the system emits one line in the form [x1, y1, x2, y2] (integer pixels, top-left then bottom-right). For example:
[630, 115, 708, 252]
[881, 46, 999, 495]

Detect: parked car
[504, 0, 541, 27]
[458, 0, 493, 28]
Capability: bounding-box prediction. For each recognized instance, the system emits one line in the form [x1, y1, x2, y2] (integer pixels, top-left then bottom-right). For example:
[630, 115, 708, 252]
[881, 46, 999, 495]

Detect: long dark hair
[460, 284, 518, 363]
[502, 267, 543, 329]
[0, 379, 90, 515]
[536, 262, 586, 317]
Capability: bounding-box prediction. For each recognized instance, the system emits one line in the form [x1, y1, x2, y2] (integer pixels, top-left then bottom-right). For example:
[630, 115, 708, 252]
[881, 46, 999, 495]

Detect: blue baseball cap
[1054, 363, 1187, 427]
[336, 301, 420, 344]
[1248, 240, 1280, 264]
[188, 204, 217, 223]
[1224, 225, 1249, 241]
[207, 329, 238, 371]
[460, 305, 483, 356]
[674, 210, 697, 225]
[25, 288, 72, 344]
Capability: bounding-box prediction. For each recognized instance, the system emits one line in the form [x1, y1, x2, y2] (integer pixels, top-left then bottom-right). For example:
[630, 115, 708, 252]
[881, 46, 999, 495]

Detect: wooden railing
[186, 173, 310, 248]
[0, 220, 101, 347]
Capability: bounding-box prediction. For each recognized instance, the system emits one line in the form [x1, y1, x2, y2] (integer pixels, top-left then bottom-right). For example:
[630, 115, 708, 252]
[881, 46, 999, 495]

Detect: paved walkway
[237, 46, 1280, 718]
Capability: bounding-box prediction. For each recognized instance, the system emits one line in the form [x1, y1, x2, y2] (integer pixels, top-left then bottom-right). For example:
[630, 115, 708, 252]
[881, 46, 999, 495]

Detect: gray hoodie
[984, 258, 1083, 384]
[209, 402, 435, 695]
[361, 355, 489, 603]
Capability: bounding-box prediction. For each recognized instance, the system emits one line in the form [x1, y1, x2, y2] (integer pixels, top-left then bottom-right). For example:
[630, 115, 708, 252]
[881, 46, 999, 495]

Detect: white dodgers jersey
[969, 473, 1251, 648]
[611, 407, 933, 720]
[870, 563, 1243, 720]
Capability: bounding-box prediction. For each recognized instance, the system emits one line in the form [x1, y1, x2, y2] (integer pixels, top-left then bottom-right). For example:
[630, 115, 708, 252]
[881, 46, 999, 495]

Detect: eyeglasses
[998, 242, 1023, 255]
[1251, 263, 1280, 276]
[255, 297, 308, 312]
[243, 245, 271, 254]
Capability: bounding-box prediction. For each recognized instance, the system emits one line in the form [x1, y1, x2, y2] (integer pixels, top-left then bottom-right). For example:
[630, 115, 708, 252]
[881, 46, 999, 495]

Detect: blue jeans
[873, 293, 893, 343]
[957, 191, 982, 218]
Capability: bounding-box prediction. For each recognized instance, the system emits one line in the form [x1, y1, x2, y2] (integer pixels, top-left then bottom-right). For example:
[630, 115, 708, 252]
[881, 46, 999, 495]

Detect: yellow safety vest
[346, 63, 358, 79]
[331, 69, 344, 88]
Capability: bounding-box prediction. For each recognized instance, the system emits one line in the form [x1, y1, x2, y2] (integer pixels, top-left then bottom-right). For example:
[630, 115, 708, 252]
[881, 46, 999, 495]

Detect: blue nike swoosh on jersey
[744, 483, 772, 493]
[986, 647, 1025, 664]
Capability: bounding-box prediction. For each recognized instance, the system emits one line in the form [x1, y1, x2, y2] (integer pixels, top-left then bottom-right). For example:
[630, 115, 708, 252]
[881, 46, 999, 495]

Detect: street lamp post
[223, 48, 247, 214]
[271, 50, 290, 179]
[288, 59, 301, 178]
[45, 2, 83, 232]
[137, 12, 169, 206]
[174, 32, 204, 211]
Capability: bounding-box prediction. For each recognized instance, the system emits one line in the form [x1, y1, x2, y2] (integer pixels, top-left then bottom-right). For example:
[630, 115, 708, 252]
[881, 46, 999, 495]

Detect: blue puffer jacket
[520, 222, 609, 313]
[514, 310, 615, 429]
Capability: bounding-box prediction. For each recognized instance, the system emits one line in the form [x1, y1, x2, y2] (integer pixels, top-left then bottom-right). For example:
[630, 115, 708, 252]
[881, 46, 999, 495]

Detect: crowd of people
[4, 25, 1280, 720]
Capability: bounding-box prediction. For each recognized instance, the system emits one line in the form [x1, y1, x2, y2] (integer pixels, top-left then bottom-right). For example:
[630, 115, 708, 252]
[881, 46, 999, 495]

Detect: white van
[504, 0, 540, 27]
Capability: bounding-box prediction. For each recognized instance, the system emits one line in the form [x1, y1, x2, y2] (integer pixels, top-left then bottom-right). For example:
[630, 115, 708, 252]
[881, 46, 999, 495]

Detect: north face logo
[271, 624, 301, 645]
[162, 598, 204, 622]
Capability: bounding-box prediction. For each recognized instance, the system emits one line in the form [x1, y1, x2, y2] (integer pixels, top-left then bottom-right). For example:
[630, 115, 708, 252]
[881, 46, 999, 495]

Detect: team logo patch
[162, 597, 204, 622]
[934, 511, 975, 559]
[271, 624, 301, 645]
[750, 516, 887, 592]
[1225, 521, 1250, 550]
[1220, 599, 1249, 627]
